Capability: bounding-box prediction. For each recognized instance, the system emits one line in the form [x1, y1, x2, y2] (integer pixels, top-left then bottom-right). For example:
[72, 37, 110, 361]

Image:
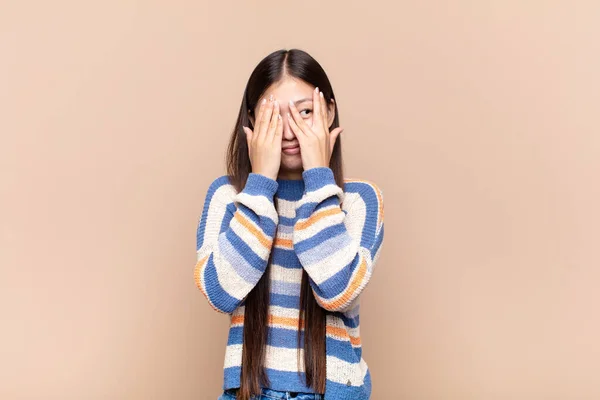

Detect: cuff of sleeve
[244, 173, 279, 198]
[302, 167, 336, 192]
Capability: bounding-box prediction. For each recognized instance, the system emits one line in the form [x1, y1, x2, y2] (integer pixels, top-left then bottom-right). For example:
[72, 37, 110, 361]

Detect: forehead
[262, 77, 315, 101]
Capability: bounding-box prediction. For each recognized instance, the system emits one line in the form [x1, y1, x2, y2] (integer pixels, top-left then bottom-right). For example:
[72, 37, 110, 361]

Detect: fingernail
[269, 94, 274, 102]
[262, 98, 267, 104]
[315, 87, 319, 93]
[320, 91, 324, 98]
[289, 100, 293, 106]
[278, 114, 281, 120]
[274, 100, 278, 107]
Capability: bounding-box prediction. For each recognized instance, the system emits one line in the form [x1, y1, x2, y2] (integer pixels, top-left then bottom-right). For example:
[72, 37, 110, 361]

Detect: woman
[194, 49, 385, 400]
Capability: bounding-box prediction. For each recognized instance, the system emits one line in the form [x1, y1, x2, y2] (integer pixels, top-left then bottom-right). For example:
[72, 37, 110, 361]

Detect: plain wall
[1, 1, 599, 399]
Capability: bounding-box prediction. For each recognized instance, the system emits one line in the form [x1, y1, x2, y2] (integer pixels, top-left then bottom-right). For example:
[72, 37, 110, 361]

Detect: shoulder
[343, 177, 384, 203]
[204, 175, 238, 205]
[342, 177, 384, 218]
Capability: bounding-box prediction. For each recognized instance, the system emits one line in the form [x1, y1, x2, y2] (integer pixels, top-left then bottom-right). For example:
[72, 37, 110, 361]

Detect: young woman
[194, 49, 385, 400]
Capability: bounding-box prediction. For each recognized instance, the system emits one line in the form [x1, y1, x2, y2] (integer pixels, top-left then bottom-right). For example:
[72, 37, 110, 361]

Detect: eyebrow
[293, 97, 313, 105]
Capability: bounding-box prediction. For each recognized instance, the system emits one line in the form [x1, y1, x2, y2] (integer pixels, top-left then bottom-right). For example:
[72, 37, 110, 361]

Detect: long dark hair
[225, 49, 344, 399]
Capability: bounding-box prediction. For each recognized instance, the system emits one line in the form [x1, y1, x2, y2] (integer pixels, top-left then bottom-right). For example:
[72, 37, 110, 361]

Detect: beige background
[2, 1, 599, 399]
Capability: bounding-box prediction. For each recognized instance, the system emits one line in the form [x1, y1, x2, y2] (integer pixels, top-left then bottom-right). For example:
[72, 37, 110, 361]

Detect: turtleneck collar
[275, 177, 305, 201]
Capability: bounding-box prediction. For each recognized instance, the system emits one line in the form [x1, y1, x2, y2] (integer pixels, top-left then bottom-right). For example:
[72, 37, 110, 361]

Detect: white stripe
[223, 344, 243, 369]
[302, 239, 360, 284]
[211, 244, 254, 301]
[230, 215, 271, 260]
[199, 185, 236, 253]
[270, 264, 303, 283]
[275, 198, 297, 219]
[224, 344, 306, 372]
[269, 305, 301, 319]
[297, 184, 345, 208]
[233, 191, 279, 224]
[342, 194, 367, 241]
[294, 204, 345, 239]
[326, 355, 369, 386]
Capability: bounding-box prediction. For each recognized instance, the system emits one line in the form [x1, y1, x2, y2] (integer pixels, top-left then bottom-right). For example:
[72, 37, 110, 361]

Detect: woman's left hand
[287, 87, 344, 170]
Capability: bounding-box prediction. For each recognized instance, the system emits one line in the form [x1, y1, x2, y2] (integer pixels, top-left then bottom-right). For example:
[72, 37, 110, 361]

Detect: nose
[282, 112, 295, 140]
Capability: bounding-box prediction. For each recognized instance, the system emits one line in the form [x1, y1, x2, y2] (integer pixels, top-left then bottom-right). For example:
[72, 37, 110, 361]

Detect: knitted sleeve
[292, 167, 385, 312]
[194, 173, 279, 314]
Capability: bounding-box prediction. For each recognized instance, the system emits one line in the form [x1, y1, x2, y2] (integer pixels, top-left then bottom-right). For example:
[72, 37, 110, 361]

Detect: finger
[242, 126, 253, 143]
[266, 100, 279, 141]
[312, 86, 322, 130]
[288, 100, 313, 137]
[329, 127, 343, 150]
[274, 113, 283, 144]
[320, 91, 328, 130]
[287, 111, 306, 143]
[259, 96, 274, 140]
[252, 97, 267, 134]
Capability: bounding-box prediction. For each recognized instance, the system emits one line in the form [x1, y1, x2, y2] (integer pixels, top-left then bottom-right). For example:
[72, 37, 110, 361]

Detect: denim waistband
[224, 388, 323, 400]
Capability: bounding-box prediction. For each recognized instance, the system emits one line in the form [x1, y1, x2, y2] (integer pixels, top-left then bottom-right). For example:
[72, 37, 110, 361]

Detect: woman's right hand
[242, 95, 283, 181]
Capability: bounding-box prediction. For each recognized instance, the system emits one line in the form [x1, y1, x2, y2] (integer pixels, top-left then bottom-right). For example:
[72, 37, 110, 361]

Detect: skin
[243, 77, 344, 180]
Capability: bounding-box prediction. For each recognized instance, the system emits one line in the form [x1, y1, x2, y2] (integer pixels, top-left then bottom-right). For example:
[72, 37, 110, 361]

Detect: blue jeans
[218, 388, 324, 400]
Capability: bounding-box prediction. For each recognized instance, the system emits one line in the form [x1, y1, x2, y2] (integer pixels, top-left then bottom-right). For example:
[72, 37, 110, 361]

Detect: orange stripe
[194, 255, 221, 313]
[229, 315, 360, 345]
[326, 326, 361, 346]
[233, 315, 303, 328]
[270, 315, 304, 328]
[193, 255, 209, 292]
[234, 212, 272, 248]
[295, 207, 342, 231]
[320, 256, 368, 311]
[274, 237, 293, 249]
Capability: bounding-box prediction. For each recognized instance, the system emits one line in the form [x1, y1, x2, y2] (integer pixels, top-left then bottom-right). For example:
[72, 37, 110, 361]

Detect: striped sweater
[194, 167, 384, 400]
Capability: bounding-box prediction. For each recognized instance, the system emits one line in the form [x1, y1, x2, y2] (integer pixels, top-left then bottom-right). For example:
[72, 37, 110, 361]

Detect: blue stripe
[325, 370, 371, 400]
[294, 223, 347, 254]
[302, 166, 336, 192]
[267, 327, 304, 348]
[226, 326, 244, 345]
[271, 280, 301, 296]
[220, 202, 236, 233]
[224, 228, 268, 270]
[343, 182, 381, 248]
[370, 224, 384, 260]
[296, 200, 320, 219]
[270, 293, 300, 309]
[237, 202, 277, 235]
[315, 195, 340, 210]
[279, 215, 296, 226]
[295, 195, 341, 220]
[326, 336, 362, 363]
[336, 311, 360, 328]
[223, 367, 315, 393]
[297, 231, 352, 267]
[219, 235, 264, 284]
[203, 254, 241, 313]
[223, 366, 241, 389]
[242, 173, 278, 198]
[272, 248, 302, 269]
[227, 326, 305, 348]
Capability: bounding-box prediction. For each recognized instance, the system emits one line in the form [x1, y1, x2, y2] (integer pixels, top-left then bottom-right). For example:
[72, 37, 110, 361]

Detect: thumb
[329, 127, 343, 149]
[242, 126, 253, 142]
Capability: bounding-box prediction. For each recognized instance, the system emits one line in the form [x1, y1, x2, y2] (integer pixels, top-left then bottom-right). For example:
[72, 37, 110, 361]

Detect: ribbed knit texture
[194, 167, 385, 400]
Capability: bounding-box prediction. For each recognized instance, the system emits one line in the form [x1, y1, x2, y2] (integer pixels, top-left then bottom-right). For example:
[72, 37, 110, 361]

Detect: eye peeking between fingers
[299, 108, 312, 118]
